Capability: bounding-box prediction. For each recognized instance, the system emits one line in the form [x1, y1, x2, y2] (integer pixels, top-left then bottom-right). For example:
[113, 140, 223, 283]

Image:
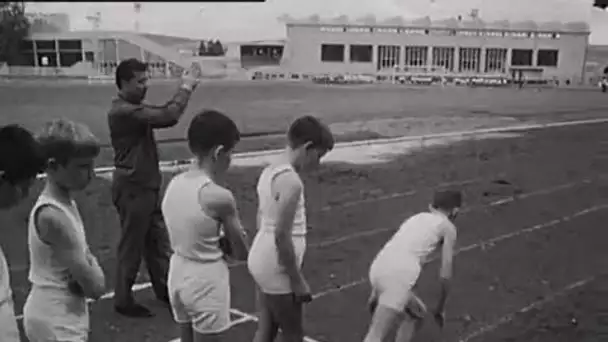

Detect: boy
[23, 119, 106, 342]
[162, 110, 249, 342]
[0, 124, 46, 342]
[248, 116, 334, 342]
[363, 189, 462, 342]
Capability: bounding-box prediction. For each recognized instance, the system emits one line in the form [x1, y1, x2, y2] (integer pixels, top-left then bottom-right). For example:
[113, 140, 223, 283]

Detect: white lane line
[309, 204, 608, 300]
[167, 308, 322, 342]
[457, 275, 600, 342]
[36, 117, 608, 180]
[226, 178, 594, 268]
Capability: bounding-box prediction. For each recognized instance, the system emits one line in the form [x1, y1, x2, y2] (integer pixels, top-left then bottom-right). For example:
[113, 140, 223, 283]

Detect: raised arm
[128, 84, 193, 129]
[35, 205, 106, 300]
[118, 65, 200, 129]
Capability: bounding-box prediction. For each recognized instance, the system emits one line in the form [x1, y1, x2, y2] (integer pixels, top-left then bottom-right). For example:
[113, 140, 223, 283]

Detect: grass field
[1, 84, 608, 341]
[2, 82, 608, 166]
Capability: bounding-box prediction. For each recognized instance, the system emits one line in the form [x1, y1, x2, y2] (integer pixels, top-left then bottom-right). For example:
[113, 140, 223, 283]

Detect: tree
[594, 0, 607, 9]
[0, 2, 30, 65]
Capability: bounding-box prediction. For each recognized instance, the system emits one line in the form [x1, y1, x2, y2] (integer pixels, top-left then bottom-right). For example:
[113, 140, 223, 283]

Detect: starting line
[167, 307, 322, 342]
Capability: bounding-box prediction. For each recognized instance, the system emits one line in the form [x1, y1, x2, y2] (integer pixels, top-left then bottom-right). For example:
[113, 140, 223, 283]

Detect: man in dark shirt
[108, 58, 199, 317]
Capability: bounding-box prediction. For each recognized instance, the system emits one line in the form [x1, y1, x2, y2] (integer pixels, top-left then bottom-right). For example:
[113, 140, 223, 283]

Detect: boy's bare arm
[202, 187, 249, 261]
[436, 224, 457, 314]
[272, 171, 306, 289]
[36, 206, 106, 300]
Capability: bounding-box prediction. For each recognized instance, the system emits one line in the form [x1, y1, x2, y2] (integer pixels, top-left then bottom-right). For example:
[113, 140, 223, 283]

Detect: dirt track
[2, 119, 608, 341]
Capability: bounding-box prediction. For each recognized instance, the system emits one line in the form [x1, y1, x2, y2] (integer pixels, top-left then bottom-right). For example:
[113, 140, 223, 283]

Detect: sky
[26, 0, 608, 44]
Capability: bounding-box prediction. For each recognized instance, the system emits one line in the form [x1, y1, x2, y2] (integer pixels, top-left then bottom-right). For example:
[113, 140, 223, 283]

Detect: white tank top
[28, 194, 88, 289]
[162, 170, 224, 263]
[374, 210, 455, 267]
[257, 163, 307, 236]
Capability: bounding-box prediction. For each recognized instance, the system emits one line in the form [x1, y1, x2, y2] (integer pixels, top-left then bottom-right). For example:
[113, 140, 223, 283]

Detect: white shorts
[368, 257, 422, 312]
[247, 232, 306, 294]
[168, 255, 231, 334]
[0, 297, 20, 342]
[23, 286, 89, 342]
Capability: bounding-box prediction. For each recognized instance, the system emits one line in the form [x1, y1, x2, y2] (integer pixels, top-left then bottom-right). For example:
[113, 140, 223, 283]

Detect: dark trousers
[111, 180, 171, 307]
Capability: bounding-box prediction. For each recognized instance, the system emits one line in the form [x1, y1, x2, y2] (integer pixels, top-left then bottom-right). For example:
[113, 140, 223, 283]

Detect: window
[350, 45, 372, 62]
[404, 46, 428, 67]
[58, 39, 82, 51]
[431, 47, 455, 72]
[459, 47, 481, 73]
[346, 27, 371, 33]
[485, 48, 507, 73]
[376, 28, 398, 34]
[377, 45, 400, 70]
[320, 26, 344, 33]
[35, 40, 56, 51]
[537, 49, 559, 67]
[59, 52, 83, 67]
[511, 49, 533, 66]
[85, 52, 95, 62]
[321, 44, 344, 62]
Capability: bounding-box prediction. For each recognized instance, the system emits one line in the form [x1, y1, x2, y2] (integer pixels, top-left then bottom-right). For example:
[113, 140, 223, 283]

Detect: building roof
[285, 15, 591, 33]
[29, 30, 199, 45]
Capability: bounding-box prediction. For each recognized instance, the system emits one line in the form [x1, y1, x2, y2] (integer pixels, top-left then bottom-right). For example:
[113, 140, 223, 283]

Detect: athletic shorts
[23, 286, 89, 342]
[368, 257, 422, 313]
[0, 297, 20, 342]
[168, 254, 230, 334]
[248, 232, 306, 294]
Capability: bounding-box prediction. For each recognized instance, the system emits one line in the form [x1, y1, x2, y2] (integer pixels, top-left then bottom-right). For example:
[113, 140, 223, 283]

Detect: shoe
[115, 303, 155, 318]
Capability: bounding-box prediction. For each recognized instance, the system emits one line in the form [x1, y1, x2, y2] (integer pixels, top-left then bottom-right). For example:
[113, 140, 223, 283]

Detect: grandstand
[2, 12, 606, 85]
[277, 15, 591, 84]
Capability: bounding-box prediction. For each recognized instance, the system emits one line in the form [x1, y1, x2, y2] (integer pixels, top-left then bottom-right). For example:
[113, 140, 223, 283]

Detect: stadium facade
[2, 12, 606, 84]
[280, 16, 592, 84]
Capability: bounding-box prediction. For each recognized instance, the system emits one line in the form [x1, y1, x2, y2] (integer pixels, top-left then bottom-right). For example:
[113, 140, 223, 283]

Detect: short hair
[115, 58, 147, 89]
[431, 189, 463, 211]
[187, 109, 240, 155]
[0, 125, 46, 183]
[36, 119, 100, 165]
[287, 116, 334, 151]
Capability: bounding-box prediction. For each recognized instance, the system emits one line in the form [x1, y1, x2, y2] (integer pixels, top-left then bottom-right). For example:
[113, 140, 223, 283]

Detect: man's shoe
[115, 303, 155, 318]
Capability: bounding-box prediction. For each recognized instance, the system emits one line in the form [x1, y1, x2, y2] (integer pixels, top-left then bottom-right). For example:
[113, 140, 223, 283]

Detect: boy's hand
[367, 295, 378, 314]
[293, 278, 312, 304]
[68, 279, 85, 297]
[433, 309, 445, 328]
[219, 236, 233, 258]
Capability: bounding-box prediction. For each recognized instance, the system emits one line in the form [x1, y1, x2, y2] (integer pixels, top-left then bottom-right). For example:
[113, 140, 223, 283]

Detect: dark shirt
[107, 88, 192, 189]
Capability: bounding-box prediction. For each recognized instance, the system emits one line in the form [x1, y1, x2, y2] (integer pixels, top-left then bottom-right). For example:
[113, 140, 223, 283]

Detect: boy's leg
[365, 280, 419, 342]
[265, 293, 304, 342]
[0, 298, 20, 342]
[364, 304, 402, 342]
[395, 293, 427, 342]
[252, 292, 280, 342]
[179, 323, 194, 342]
